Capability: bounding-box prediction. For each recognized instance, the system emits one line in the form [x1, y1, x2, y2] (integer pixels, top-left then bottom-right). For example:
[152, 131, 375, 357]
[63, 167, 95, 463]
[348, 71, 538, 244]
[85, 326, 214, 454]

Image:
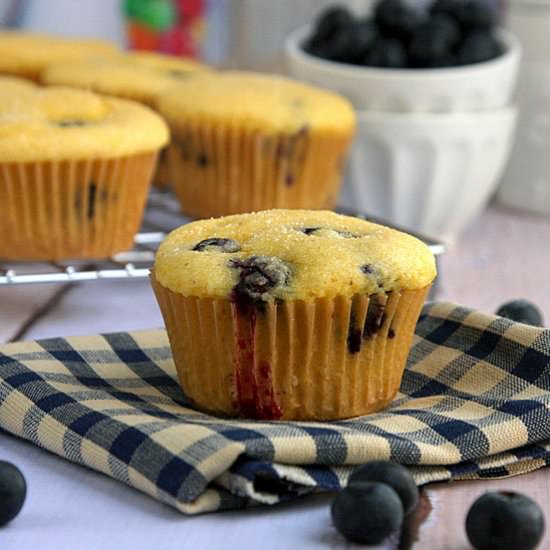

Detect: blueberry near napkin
[1, 302, 550, 514]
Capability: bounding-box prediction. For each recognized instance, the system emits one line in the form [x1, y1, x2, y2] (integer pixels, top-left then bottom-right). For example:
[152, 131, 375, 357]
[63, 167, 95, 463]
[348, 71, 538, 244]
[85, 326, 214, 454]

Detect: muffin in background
[152, 209, 436, 421]
[0, 75, 37, 95]
[40, 51, 211, 108]
[41, 51, 212, 188]
[0, 86, 168, 260]
[156, 71, 356, 218]
[0, 31, 119, 81]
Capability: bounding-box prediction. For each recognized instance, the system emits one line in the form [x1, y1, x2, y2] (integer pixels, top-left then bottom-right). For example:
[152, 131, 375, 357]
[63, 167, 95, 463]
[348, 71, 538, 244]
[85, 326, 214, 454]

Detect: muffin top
[154, 210, 436, 301]
[0, 86, 169, 162]
[0, 75, 37, 96]
[41, 51, 211, 106]
[156, 71, 356, 134]
[0, 31, 118, 79]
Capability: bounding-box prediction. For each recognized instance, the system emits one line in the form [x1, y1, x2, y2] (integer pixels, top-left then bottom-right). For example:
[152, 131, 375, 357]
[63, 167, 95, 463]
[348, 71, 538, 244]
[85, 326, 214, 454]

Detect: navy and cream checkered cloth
[1, 302, 550, 514]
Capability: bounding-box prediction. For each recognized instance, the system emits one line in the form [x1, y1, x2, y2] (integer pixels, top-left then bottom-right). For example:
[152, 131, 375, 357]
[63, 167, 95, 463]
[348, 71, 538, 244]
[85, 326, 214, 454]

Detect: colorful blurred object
[124, 0, 205, 58]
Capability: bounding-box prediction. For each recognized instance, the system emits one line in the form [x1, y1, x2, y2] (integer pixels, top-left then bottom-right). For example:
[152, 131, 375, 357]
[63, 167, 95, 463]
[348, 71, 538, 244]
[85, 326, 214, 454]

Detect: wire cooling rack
[0, 189, 445, 286]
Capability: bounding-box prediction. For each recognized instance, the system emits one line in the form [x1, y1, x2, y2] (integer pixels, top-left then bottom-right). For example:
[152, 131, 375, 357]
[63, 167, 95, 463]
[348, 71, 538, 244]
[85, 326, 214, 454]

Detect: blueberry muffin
[41, 51, 212, 188]
[152, 209, 436, 421]
[0, 75, 37, 95]
[0, 31, 118, 81]
[0, 87, 168, 260]
[155, 71, 356, 218]
[41, 51, 211, 107]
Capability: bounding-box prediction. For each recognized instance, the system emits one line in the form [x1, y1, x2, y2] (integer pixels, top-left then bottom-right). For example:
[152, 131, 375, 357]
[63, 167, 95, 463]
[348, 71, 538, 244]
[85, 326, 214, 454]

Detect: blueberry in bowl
[374, 0, 420, 42]
[285, 0, 521, 112]
[304, 0, 503, 69]
[409, 17, 461, 68]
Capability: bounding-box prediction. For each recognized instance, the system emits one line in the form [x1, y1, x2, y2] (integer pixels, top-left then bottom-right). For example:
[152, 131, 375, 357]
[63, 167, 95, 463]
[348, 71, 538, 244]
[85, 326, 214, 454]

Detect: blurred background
[0, 0, 504, 68]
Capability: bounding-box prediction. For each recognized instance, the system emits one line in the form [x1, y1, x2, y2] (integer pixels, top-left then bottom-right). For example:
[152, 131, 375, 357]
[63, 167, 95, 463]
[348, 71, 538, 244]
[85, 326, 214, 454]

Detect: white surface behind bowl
[339, 107, 518, 242]
[286, 25, 521, 112]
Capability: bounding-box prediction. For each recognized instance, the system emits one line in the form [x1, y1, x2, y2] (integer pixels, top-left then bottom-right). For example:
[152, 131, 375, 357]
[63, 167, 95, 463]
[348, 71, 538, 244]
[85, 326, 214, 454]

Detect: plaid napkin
[1, 302, 550, 515]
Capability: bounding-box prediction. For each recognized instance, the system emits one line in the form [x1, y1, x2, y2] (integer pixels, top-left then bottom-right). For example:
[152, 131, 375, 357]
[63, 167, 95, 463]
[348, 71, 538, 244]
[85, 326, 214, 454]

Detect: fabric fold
[1, 302, 550, 514]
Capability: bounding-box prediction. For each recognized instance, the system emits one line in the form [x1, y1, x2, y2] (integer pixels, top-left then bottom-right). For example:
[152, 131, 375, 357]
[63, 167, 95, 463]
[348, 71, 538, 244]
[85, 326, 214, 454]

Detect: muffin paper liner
[152, 276, 430, 421]
[8, 67, 41, 81]
[0, 151, 158, 260]
[127, 96, 170, 190]
[166, 120, 353, 218]
[153, 147, 171, 188]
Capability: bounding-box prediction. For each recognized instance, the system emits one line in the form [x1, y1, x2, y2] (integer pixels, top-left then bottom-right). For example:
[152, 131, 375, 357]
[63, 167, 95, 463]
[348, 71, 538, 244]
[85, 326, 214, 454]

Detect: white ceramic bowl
[339, 107, 518, 242]
[285, 25, 521, 112]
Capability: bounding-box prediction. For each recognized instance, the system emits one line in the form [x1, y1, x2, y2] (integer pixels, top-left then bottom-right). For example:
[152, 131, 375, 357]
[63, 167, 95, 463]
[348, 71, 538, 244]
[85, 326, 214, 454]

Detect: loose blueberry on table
[466, 491, 545, 550]
[331, 481, 404, 545]
[496, 299, 544, 327]
[304, 0, 502, 68]
[0, 461, 26, 527]
[331, 460, 421, 545]
[348, 460, 419, 515]
[332, 462, 546, 548]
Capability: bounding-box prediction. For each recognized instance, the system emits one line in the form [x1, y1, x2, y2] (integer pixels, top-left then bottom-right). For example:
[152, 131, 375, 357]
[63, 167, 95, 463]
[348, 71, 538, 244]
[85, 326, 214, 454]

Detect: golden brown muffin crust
[0, 86, 169, 162]
[154, 209, 436, 300]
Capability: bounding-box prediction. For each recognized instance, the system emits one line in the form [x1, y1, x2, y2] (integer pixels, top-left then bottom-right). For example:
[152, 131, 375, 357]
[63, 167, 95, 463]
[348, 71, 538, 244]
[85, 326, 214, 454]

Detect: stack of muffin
[0, 31, 436, 421]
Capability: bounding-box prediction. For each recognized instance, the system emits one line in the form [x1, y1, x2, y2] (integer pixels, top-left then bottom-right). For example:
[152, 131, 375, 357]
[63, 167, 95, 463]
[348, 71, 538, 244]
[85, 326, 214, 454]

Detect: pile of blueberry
[305, 0, 503, 69]
[333, 460, 545, 549]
